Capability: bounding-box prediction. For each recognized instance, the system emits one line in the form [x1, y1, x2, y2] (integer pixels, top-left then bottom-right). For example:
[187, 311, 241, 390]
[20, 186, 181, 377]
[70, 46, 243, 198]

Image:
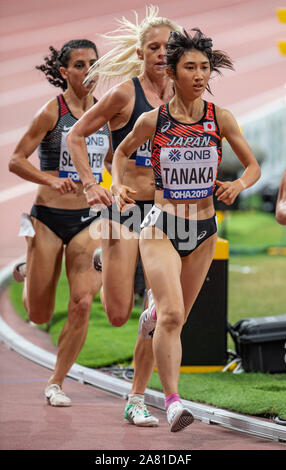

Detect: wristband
[83, 181, 98, 194]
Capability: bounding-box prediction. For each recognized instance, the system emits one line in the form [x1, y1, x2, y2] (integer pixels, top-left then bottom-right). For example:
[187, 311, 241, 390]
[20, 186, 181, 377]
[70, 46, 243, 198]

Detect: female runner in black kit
[9, 39, 112, 407]
[111, 28, 261, 431]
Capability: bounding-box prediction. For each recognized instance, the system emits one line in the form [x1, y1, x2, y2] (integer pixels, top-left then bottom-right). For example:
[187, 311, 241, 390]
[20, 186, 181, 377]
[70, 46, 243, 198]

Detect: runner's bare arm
[66, 86, 131, 206]
[215, 107, 261, 205]
[9, 100, 77, 194]
[103, 133, 113, 175]
[276, 170, 286, 225]
[66, 86, 130, 186]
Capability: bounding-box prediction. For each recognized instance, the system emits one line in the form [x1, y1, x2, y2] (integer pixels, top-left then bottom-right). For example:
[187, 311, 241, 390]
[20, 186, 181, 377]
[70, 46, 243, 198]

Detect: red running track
[0, 0, 285, 452]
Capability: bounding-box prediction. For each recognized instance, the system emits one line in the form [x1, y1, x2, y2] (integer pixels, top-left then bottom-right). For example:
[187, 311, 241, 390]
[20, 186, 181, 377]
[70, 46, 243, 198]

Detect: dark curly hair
[36, 39, 99, 91]
[166, 28, 234, 94]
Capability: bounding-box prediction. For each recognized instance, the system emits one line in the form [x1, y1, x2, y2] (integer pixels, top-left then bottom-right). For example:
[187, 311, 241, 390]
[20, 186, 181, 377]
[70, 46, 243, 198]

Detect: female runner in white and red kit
[111, 28, 261, 432]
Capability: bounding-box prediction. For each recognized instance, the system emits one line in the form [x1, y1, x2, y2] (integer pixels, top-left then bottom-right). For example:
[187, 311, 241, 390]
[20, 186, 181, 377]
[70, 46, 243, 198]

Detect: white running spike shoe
[139, 289, 157, 338]
[167, 401, 194, 432]
[124, 396, 159, 427]
[45, 384, 71, 407]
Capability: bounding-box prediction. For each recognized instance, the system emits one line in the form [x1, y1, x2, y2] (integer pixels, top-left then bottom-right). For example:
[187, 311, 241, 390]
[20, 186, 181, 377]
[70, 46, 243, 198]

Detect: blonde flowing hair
[84, 5, 182, 88]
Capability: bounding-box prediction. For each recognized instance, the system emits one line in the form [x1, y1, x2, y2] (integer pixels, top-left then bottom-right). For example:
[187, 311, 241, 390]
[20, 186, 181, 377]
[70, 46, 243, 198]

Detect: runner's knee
[105, 303, 131, 327]
[157, 307, 185, 332]
[69, 293, 93, 326]
[28, 305, 53, 325]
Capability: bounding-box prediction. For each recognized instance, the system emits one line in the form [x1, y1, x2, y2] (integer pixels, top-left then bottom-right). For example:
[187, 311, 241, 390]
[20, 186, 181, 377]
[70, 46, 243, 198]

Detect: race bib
[160, 146, 218, 200]
[135, 139, 152, 167]
[59, 127, 109, 182]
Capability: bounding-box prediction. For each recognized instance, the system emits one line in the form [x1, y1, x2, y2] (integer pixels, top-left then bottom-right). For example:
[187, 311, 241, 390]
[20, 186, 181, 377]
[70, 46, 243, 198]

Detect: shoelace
[49, 385, 66, 397]
[55, 389, 67, 397]
[130, 400, 149, 417]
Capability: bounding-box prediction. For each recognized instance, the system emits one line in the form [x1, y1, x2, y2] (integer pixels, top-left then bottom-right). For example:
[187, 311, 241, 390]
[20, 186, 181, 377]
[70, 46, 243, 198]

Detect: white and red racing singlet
[151, 101, 222, 200]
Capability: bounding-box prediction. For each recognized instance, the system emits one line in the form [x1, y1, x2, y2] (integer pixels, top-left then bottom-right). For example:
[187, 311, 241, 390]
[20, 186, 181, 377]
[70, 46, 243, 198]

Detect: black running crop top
[111, 77, 154, 167]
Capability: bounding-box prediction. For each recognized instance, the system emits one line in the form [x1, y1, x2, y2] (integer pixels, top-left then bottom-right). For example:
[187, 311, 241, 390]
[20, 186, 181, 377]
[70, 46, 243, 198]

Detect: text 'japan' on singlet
[38, 94, 110, 183]
[151, 101, 222, 200]
[111, 77, 154, 168]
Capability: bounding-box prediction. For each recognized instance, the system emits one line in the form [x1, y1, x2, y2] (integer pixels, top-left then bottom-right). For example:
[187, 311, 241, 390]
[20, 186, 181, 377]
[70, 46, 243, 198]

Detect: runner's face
[172, 50, 211, 98]
[60, 48, 98, 93]
[139, 26, 171, 77]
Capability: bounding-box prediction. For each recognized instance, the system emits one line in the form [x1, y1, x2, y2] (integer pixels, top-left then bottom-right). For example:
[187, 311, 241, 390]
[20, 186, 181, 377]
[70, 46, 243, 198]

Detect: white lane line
[0, 82, 52, 107]
[223, 48, 284, 76]
[0, 86, 283, 151]
[229, 87, 286, 119]
[0, 46, 283, 109]
[0, 5, 284, 55]
[0, 53, 44, 78]
[0, 0, 264, 39]
[0, 15, 112, 53]
[0, 182, 37, 203]
[211, 17, 285, 49]
[2, 44, 283, 79]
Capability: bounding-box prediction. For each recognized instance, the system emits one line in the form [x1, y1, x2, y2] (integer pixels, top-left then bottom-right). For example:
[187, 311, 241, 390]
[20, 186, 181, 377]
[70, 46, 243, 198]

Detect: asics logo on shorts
[197, 230, 207, 240]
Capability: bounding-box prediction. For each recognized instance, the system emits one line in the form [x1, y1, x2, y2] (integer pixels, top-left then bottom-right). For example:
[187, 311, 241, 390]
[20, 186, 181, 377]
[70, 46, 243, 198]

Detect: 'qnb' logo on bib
[168, 149, 181, 162]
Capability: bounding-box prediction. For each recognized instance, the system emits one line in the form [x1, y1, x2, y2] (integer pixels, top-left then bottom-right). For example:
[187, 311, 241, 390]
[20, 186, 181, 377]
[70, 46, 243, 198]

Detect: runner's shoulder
[34, 97, 59, 131]
[105, 79, 135, 109]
